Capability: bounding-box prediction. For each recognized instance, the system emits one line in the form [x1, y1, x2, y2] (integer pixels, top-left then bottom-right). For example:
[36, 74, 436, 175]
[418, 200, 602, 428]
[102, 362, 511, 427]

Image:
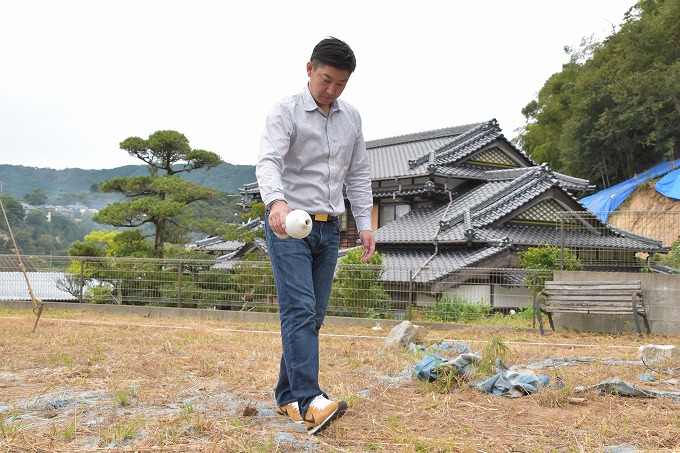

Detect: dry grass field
[1, 308, 679, 452]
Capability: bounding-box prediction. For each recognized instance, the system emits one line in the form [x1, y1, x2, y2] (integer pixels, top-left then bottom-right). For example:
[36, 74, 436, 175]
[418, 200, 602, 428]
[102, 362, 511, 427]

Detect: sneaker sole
[307, 401, 347, 435]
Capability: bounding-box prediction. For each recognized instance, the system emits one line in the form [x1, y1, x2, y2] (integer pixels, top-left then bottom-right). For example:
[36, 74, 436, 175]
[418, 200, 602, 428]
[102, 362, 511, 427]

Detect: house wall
[493, 285, 533, 309]
[552, 270, 680, 335]
[449, 284, 490, 304]
[440, 285, 533, 309]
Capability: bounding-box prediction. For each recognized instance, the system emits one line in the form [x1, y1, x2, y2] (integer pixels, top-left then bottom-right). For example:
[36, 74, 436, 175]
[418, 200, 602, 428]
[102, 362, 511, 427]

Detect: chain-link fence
[1, 210, 677, 323]
[0, 254, 558, 323]
[555, 210, 678, 270]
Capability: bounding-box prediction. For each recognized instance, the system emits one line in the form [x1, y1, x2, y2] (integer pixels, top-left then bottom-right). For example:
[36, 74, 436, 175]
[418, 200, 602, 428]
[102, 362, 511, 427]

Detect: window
[379, 203, 411, 228]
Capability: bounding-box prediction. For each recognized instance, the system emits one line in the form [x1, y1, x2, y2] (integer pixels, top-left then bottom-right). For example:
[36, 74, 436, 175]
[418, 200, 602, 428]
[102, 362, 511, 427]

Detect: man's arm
[256, 104, 294, 237]
[344, 118, 375, 262]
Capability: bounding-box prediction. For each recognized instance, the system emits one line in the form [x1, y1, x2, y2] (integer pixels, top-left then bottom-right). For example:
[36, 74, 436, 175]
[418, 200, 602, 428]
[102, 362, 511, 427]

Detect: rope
[0, 195, 44, 332]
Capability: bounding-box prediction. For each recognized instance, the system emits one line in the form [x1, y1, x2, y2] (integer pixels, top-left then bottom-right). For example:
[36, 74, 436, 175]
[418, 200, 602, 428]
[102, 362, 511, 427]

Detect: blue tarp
[655, 168, 680, 200]
[580, 159, 680, 222]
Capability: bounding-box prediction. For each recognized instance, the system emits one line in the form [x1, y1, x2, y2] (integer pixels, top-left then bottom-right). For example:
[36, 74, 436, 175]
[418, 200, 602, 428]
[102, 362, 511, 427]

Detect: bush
[518, 244, 583, 293]
[423, 293, 491, 323]
[329, 249, 392, 319]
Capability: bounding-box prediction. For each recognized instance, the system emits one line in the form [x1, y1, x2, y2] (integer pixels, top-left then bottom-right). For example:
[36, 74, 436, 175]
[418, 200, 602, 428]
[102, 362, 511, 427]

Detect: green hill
[0, 163, 256, 199]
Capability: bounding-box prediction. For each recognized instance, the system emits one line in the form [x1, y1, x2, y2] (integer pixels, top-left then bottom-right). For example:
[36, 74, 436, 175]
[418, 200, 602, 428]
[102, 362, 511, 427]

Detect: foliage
[23, 188, 47, 205]
[94, 130, 222, 257]
[229, 254, 276, 312]
[247, 201, 266, 221]
[0, 194, 91, 255]
[329, 249, 392, 318]
[69, 230, 154, 258]
[0, 163, 255, 200]
[0, 194, 24, 226]
[475, 337, 512, 379]
[517, 0, 680, 187]
[657, 234, 680, 270]
[518, 244, 583, 293]
[422, 293, 491, 323]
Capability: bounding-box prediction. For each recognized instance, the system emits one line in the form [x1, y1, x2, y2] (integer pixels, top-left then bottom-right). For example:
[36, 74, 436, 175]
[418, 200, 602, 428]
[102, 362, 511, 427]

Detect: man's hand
[268, 200, 291, 238]
[359, 230, 376, 263]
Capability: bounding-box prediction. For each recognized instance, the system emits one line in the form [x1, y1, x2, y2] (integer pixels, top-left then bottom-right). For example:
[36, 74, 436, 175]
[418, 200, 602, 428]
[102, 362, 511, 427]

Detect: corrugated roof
[0, 272, 78, 301]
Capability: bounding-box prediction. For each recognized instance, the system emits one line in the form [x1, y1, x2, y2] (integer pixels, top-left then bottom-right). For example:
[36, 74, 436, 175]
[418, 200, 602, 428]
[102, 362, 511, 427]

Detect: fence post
[407, 270, 413, 321]
[79, 259, 84, 303]
[531, 270, 537, 329]
[559, 213, 565, 270]
[177, 263, 183, 308]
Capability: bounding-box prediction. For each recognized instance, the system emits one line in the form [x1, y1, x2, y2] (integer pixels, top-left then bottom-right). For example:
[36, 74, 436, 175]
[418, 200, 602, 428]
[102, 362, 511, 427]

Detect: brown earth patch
[609, 180, 680, 247]
[1, 309, 679, 452]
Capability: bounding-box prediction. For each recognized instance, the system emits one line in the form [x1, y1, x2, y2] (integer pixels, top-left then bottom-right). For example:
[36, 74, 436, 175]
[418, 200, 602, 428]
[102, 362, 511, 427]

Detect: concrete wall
[0, 300, 526, 334]
[552, 271, 680, 335]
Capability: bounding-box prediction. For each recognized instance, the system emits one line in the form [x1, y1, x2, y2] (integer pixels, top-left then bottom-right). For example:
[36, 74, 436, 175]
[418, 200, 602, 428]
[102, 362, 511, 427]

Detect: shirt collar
[302, 85, 341, 114]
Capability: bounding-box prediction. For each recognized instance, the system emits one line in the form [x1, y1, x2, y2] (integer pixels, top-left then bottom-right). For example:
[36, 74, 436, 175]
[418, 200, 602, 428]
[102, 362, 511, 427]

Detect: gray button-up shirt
[256, 85, 373, 232]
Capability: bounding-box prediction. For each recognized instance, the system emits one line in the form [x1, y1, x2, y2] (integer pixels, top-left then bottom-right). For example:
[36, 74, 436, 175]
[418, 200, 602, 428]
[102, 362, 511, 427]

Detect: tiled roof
[194, 237, 245, 252]
[212, 237, 268, 270]
[485, 164, 593, 192]
[0, 272, 78, 301]
[367, 120, 537, 186]
[374, 164, 664, 254]
[365, 123, 484, 149]
[378, 244, 513, 283]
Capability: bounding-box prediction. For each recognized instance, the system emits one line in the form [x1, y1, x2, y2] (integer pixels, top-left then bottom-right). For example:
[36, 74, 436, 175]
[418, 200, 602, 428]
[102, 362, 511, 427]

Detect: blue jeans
[265, 214, 340, 417]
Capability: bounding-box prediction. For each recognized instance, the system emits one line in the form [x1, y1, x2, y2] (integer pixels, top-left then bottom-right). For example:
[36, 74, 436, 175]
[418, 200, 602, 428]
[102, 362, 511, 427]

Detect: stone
[637, 344, 678, 363]
[384, 320, 418, 349]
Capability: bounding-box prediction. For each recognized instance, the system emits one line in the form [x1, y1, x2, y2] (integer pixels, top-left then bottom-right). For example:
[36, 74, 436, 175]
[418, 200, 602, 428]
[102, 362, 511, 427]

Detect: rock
[414, 325, 428, 342]
[384, 321, 418, 349]
[637, 345, 678, 364]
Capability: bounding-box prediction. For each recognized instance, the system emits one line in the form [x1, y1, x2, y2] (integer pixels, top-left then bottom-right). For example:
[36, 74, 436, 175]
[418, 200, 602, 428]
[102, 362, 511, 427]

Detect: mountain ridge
[0, 162, 256, 198]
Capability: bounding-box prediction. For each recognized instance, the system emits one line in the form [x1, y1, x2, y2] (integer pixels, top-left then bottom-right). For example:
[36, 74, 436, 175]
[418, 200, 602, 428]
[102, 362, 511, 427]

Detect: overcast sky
[0, 0, 633, 170]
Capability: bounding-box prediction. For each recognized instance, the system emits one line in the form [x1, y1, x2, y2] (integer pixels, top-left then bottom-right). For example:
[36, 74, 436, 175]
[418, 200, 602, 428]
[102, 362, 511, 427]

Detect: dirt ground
[608, 181, 680, 247]
[1, 309, 679, 453]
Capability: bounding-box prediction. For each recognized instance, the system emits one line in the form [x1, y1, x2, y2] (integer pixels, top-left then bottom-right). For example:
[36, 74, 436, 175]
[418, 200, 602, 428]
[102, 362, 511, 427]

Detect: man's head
[307, 37, 356, 111]
[310, 37, 356, 73]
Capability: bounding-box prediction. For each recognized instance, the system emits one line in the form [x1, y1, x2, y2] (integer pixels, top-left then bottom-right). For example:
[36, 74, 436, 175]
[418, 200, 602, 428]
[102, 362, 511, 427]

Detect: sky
[0, 0, 635, 170]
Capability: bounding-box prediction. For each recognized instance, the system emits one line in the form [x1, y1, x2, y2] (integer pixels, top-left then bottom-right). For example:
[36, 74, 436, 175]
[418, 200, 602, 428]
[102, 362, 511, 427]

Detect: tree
[23, 188, 48, 206]
[517, 0, 680, 187]
[0, 194, 25, 227]
[93, 130, 222, 257]
[329, 249, 392, 318]
[518, 244, 583, 294]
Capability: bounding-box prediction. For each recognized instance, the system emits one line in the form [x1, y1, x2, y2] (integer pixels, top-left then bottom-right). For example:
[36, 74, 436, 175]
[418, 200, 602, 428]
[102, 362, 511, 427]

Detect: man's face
[306, 62, 351, 110]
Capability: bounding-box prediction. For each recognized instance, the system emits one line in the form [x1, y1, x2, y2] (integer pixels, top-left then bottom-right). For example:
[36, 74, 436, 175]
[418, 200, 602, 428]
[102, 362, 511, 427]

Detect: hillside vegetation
[0, 162, 255, 199]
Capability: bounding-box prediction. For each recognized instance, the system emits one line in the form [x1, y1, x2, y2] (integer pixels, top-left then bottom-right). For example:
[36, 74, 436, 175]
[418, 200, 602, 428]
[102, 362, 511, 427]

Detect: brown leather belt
[311, 214, 338, 222]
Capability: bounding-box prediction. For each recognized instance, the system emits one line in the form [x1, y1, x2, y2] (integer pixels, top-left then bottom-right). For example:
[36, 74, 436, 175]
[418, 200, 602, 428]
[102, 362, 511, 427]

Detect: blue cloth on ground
[414, 354, 549, 397]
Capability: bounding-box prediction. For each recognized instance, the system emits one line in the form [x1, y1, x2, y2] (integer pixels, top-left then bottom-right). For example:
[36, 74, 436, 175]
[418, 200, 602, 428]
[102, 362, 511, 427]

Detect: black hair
[310, 37, 356, 73]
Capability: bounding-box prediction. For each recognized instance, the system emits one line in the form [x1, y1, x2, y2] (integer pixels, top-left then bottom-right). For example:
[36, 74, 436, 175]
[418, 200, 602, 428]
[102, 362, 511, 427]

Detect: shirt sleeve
[344, 118, 373, 232]
[256, 104, 293, 207]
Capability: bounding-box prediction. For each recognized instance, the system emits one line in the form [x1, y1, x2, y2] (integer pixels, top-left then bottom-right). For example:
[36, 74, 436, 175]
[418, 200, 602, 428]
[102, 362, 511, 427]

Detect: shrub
[518, 244, 583, 293]
[329, 249, 392, 318]
[423, 293, 491, 323]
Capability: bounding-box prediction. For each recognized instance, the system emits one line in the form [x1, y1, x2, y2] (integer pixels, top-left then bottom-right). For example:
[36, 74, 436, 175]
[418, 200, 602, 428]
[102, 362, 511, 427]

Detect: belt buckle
[314, 214, 328, 222]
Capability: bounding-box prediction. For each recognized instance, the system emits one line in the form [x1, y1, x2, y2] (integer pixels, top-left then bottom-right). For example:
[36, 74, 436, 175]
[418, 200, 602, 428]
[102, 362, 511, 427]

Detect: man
[256, 36, 376, 435]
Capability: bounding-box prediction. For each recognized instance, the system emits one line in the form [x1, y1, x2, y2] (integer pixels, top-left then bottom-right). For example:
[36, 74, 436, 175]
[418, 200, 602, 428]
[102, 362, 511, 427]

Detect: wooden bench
[535, 280, 650, 337]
